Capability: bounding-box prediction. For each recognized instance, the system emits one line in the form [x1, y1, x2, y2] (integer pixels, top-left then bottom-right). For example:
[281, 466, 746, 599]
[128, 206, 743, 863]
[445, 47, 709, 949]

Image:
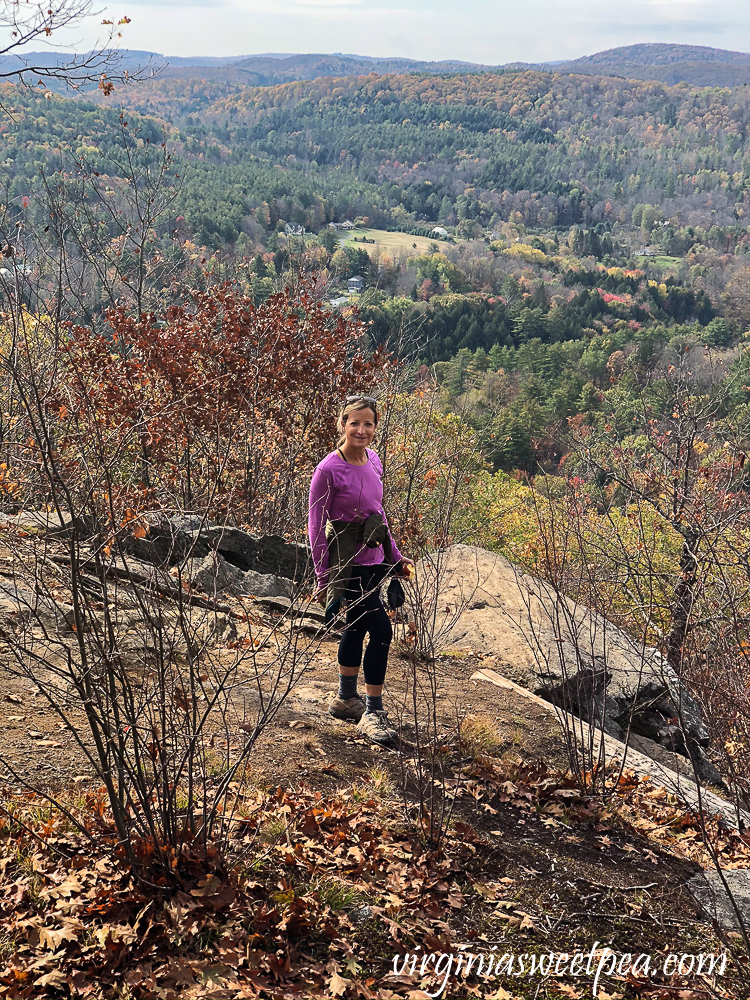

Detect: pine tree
[488, 343, 505, 371]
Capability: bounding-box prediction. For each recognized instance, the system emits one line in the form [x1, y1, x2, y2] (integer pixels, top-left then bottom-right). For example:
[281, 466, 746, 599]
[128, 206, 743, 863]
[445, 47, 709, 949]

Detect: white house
[348, 275, 365, 294]
[431, 226, 448, 237]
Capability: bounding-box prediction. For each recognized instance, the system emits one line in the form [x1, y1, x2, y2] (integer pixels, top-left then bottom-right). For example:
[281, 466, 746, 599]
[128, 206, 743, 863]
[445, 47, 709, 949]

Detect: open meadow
[341, 228, 452, 257]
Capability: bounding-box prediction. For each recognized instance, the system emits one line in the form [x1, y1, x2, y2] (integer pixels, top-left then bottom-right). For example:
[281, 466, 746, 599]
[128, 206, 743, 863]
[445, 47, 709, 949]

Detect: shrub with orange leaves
[17, 280, 388, 537]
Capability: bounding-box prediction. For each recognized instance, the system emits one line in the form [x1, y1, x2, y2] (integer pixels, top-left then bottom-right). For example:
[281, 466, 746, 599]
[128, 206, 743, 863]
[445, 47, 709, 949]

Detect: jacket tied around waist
[323, 513, 395, 622]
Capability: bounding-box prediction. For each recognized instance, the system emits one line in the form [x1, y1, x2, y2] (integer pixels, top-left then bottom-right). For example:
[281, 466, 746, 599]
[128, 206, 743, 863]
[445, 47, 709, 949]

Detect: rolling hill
[0, 49, 494, 93]
[10, 42, 750, 94]
[552, 43, 750, 87]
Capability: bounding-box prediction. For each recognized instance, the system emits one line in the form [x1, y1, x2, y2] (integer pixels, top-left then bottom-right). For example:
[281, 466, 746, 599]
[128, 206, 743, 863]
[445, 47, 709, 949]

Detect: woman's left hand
[397, 558, 415, 579]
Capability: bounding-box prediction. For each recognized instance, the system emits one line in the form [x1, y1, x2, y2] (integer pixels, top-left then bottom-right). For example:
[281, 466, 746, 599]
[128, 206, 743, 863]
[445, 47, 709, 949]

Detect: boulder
[184, 553, 246, 598]
[241, 569, 296, 599]
[121, 520, 207, 567]
[183, 552, 297, 601]
[3, 510, 93, 539]
[0, 578, 75, 632]
[419, 544, 718, 783]
[184, 526, 310, 582]
[688, 870, 750, 935]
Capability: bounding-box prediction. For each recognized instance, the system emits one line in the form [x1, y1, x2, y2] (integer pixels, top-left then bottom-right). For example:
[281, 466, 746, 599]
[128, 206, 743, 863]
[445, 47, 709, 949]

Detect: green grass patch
[342, 228, 447, 256]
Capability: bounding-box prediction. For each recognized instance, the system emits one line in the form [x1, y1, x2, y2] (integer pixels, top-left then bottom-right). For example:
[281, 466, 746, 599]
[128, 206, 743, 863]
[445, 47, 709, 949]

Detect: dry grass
[460, 713, 502, 759]
[341, 228, 447, 257]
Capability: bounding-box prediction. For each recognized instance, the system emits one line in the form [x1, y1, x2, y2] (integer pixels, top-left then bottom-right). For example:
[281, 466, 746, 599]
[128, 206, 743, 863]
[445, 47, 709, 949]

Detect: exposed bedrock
[419, 544, 722, 787]
[120, 515, 311, 599]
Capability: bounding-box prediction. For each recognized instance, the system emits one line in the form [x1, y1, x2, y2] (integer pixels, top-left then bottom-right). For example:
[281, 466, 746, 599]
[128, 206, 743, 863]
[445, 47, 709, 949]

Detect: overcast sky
[60, 0, 750, 63]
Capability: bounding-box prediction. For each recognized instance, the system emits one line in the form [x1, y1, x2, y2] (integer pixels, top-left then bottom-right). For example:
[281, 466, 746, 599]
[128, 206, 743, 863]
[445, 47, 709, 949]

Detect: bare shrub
[515, 348, 750, 957]
[0, 523, 320, 879]
[0, 266, 384, 879]
[381, 387, 486, 845]
[513, 478, 657, 795]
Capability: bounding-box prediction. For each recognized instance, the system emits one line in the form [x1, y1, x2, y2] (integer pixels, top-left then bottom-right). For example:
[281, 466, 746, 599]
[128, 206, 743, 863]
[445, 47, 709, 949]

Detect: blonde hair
[336, 398, 378, 447]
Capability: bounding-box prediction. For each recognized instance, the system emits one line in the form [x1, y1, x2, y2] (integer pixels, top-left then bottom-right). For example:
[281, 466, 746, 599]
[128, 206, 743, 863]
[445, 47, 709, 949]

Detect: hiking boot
[328, 693, 366, 722]
[356, 709, 400, 749]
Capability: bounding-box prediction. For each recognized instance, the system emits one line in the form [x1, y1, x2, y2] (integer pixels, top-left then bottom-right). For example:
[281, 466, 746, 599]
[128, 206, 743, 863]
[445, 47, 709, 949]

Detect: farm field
[651, 254, 683, 273]
[340, 228, 453, 256]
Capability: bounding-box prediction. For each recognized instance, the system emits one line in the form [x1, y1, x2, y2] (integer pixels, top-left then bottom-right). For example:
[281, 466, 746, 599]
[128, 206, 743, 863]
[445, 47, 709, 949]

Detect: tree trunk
[666, 527, 699, 673]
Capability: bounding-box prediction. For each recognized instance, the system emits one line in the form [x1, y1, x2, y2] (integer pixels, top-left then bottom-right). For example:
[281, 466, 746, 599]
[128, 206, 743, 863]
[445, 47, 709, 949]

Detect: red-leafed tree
[31, 280, 388, 536]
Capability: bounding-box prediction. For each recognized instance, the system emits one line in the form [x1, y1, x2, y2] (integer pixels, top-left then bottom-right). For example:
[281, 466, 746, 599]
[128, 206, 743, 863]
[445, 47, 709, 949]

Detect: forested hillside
[5, 64, 750, 476]
[96, 68, 750, 245]
[4, 71, 750, 236]
[555, 42, 750, 87]
[7, 67, 750, 246]
[15, 42, 750, 91]
[0, 49, 495, 92]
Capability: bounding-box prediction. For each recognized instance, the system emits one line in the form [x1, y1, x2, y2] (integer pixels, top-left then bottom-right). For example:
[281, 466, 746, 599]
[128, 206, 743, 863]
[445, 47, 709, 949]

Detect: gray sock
[365, 693, 383, 713]
[338, 673, 358, 700]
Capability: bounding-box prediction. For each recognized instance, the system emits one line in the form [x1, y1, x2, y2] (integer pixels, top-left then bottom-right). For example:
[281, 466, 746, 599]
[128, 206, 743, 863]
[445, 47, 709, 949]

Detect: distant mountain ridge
[552, 43, 750, 87]
[8, 42, 750, 91]
[0, 49, 495, 92]
[563, 42, 750, 68]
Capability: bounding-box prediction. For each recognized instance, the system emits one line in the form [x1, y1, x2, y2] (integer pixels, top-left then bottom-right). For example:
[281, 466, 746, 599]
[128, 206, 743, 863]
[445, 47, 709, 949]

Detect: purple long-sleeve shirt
[308, 448, 403, 586]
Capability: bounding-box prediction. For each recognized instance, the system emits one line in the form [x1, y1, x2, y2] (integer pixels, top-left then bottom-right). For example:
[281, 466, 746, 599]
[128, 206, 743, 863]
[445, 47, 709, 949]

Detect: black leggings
[337, 565, 393, 687]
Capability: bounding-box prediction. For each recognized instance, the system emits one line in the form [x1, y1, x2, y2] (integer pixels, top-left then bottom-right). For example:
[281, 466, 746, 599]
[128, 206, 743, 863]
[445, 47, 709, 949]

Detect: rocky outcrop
[2, 509, 311, 604]
[688, 870, 750, 934]
[121, 517, 310, 600]
[120, 518, 199, 567]
[420, 544, 720, 785]
[0, 577, 75, 632]
[183, 553, 246, 597]
[5, 510, 94, 539]
[185, 526, 307, 582]
[8, 513, 715, 782]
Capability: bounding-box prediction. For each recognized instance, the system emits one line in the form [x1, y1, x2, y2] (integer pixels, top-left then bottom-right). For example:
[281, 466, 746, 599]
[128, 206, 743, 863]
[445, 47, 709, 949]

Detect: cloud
[116, 0, 221, 7]
[584, 19, 729, 35]
[293, 0, 364, 5]
[49, 0, 750, 66]
[280, 4, 414, 20]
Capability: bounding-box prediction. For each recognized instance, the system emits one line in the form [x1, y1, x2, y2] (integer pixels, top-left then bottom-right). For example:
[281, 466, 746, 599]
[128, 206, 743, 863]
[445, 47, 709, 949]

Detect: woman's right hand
[315, 585, 327, 607]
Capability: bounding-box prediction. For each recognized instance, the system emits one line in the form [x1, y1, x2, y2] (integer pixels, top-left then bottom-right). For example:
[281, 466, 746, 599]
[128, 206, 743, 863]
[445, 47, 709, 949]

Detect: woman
[308, 395, 413, 748]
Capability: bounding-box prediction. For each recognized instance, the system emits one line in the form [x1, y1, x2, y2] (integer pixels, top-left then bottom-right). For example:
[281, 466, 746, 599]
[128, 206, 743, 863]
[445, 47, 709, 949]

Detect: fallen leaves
[21, 728, 62, 749]
[0, 756, 740, 1000]
[495, 909, 537, 931]
[0, 785, 488, 999]
[38, 924, 80, 950]
[39, 876, 84, 899]
[327, 971, 351, 996]
[33, 969, 69, 988]
[555, 985, 582, 999]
